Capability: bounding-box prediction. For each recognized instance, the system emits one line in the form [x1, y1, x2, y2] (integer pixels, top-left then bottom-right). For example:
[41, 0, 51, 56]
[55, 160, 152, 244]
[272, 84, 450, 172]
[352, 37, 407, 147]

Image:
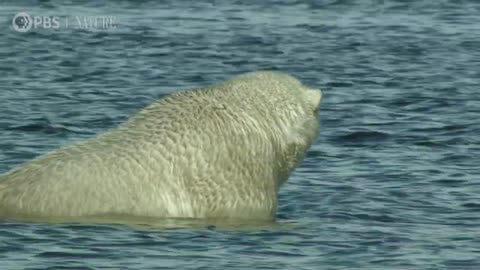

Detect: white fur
[0, 71, 322, 221]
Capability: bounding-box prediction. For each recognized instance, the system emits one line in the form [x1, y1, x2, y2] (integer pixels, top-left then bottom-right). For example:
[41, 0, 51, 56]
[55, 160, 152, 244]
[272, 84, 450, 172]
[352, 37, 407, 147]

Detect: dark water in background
[1, 0, 479, 269]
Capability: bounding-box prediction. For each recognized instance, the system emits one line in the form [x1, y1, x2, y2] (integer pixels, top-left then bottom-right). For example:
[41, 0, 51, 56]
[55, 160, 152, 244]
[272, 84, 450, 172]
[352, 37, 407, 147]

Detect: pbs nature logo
[12, 12, 60, 32]
[12, 12, 116, 32]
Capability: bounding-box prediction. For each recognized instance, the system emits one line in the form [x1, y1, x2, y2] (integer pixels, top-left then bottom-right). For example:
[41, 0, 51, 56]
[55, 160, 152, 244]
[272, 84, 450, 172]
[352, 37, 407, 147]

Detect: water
[1, 0, 479, 269]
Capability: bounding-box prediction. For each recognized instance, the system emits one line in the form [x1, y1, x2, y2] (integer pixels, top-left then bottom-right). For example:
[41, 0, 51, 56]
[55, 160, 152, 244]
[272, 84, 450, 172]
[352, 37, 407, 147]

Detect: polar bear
[0, 71, 322, 221]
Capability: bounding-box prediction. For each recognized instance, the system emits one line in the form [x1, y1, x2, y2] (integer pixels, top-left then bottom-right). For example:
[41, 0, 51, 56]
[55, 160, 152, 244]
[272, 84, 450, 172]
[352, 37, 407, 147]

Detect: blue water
[1, 0, 480, 269]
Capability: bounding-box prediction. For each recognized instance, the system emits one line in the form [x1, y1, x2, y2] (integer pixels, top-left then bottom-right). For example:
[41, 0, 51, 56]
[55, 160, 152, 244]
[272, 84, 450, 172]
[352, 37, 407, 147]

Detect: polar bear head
[216, 71, 322, 187]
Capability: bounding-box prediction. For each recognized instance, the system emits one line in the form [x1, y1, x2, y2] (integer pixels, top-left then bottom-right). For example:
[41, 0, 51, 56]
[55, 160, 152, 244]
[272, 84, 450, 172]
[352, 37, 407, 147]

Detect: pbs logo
[12, 12, 60, 32]
[12, 12, 32, 32]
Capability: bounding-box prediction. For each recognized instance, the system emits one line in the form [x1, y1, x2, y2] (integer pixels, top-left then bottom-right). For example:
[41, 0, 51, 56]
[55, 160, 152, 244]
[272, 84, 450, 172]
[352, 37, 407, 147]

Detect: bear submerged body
[0, 72, 322, 221]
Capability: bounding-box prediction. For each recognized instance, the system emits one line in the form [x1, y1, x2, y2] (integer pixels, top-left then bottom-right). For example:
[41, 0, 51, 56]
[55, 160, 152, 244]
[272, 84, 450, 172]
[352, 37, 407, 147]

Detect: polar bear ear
[303, 88, 322, 113]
